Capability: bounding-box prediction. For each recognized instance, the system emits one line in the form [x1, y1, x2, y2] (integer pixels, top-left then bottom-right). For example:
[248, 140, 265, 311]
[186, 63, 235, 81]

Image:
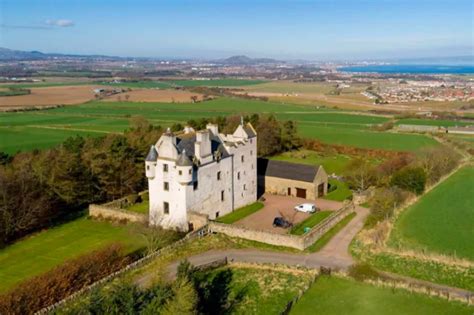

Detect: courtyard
[233, 194, 343, 234]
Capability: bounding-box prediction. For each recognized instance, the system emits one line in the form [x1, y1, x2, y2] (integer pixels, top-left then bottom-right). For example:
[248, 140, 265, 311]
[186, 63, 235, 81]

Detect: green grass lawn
[324, 179, 352, 201]
[306, 212, 356, 252]
[126, 199, 149, 214]
[0, 216, 146, 292]
[198, 265, 314, 315]
[290, 276, 473, 315]
[216, 202, 264, 224]
[290, 211, 332, 235]
[389, 166, 474, 260]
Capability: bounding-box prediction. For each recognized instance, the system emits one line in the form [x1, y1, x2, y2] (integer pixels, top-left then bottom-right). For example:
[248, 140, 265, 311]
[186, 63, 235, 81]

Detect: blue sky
[0, 0, 472, 60]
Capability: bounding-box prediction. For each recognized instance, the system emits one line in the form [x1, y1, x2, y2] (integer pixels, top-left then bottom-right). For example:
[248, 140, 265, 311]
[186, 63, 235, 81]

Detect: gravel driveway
[234, 194, 344, 234]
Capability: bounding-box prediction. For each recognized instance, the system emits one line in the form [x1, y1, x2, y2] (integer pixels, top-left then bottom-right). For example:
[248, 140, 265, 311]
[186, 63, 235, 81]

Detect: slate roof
[176, 149, 193, 166]
[145, 145, 158, 162]
[243, 124, 257, 138]
[257, 158, 319, 183]
[176, 133, 230, 159]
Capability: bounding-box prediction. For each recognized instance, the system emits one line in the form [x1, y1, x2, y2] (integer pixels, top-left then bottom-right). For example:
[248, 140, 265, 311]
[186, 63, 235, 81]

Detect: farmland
[0, 97, 440, 154]
[0, 216, 146, 292]
[290, 276, 473, 315]
[388, 165, 474, 260]
[102, 88, 206, 103]
[0, 85, 103, 108]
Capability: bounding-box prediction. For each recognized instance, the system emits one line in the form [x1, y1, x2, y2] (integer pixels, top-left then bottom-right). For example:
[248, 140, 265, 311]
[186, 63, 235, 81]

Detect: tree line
[0, 114, 300, 247]
[343, 146, 461, 227]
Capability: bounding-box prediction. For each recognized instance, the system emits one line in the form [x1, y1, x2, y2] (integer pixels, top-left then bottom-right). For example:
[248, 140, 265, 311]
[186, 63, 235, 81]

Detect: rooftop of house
[257, 158, 320, 183]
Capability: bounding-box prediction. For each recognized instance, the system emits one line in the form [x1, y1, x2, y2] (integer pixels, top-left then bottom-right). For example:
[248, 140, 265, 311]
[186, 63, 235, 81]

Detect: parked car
[294, 203, 318, 213]
[273, 217, 293, 228]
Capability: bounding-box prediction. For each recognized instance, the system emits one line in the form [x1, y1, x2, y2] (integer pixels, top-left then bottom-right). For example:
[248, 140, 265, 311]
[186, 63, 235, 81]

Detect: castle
[145, 122, 257, 231]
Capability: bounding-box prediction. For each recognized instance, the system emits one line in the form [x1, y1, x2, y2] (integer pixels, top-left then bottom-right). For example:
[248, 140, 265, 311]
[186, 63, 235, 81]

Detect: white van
[294, 203, 317, 213]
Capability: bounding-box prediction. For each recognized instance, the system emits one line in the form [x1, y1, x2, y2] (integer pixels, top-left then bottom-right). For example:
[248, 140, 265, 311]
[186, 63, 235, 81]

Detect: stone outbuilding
[257, 158, 328, 199]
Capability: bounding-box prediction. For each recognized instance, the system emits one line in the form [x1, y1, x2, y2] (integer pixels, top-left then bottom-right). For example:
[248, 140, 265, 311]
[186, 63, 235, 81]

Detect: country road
[136, 205, 370, 286]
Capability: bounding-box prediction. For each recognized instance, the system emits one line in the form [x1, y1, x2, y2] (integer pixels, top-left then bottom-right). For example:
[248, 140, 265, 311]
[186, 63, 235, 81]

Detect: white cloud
[45, 19, 75, 27]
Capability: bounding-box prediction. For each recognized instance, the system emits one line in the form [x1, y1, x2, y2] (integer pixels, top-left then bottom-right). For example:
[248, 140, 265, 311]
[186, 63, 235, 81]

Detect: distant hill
[393, 55, 474, 66]
[216, 55, 281, 65]
[0, 47, 121, 61]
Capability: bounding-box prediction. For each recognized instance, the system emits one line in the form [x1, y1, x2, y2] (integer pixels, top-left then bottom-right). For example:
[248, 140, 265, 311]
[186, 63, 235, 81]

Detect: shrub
[390, 166, 426, 195]
[367, 187, 410, 226]
[0, 244, 130, 315]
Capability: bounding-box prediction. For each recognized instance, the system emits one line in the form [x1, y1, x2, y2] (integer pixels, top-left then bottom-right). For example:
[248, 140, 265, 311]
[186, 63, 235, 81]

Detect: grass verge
[306, 212, 356, 252]
[290, 211, 332, 235]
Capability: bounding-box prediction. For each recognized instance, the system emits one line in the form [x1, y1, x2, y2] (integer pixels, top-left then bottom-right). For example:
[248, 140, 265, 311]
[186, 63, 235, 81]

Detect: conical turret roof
[145, 145, 158, 162]
[176, 149, 193, 166]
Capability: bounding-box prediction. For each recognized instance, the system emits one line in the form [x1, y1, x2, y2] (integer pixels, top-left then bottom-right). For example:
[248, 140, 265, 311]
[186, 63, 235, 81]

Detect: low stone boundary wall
[302, 202, 355, 248]
[89, 204, 147, 223]
[209, 202, 355, 250]
[89, 191, 149, 223]
[210, 222, 304, 250]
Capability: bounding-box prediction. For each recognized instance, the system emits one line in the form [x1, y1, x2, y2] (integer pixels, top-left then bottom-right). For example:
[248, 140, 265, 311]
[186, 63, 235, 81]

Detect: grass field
[198, 265, 314, 315]
[126, 199, 149, 214]
[389, 165, 474, 260]
[0, 97, 439, 154]
[98, 79, 266, 89]
[290, 211, 332, 235]
[290, 276, 473, 315]
[0, 216, 146, 292]
[324, 179, 353, 201]
[216, 202, 264, 224]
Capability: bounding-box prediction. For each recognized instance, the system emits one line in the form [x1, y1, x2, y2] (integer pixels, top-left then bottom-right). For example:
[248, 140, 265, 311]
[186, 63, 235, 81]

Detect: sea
[339, 64, 474, 74]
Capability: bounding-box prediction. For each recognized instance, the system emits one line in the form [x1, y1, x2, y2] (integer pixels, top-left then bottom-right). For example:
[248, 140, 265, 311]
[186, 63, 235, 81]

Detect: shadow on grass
[195, 268, 248, 315]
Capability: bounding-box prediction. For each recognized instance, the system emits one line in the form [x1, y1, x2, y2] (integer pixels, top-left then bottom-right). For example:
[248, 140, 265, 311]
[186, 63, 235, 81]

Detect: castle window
[241, 155, 244, 163]
[193, 181, 198, 190]
[217, 171, 221, 180]
[164, 202, 169, 214]
[237, 172, 240, 180]
[221, 190, 224, 201]
[189, 169, 192, 175]
[243, 184, 246, 191]
[251, 164, 254, 170]
[215, 211, 220, 218]
[146, 165, 150, 171]
[250, 150, 253, 156]
[163, 164, 168, 172]
[179, 170, 182, 175]
[164, 182, 169, 191]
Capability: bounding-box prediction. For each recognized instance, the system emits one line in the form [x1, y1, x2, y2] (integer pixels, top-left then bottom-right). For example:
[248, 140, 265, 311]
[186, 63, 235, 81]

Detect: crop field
[98, 78, 266, 89]
[290, 276, 473, 315]
[389, 165, 474, 260]
[0, 97, 439, 154]
[0, 85, 103, 108]
[0, 216, 146, 292]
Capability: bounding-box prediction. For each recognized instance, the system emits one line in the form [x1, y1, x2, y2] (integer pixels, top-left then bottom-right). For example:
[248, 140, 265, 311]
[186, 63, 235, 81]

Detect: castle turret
[145, 145, 158, 178]
[176, 149, 193, 184]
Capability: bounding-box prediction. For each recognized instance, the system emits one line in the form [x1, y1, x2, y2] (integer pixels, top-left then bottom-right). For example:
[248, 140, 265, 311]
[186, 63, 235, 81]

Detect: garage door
[296, 188, 306, 199]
